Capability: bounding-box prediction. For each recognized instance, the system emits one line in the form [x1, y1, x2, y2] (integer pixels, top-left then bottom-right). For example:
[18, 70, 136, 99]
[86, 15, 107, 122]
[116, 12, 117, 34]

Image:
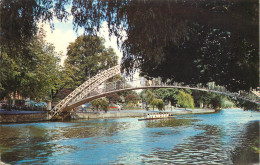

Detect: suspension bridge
[49, 65, 260, 120]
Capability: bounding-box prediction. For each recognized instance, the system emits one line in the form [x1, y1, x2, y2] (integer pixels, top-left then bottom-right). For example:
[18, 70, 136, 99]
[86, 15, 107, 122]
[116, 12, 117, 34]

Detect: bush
[157, 99, 165, 111]
[91, 98, 109, 112]
[177, 90, 194, 110]
[127, 102, 135, 108]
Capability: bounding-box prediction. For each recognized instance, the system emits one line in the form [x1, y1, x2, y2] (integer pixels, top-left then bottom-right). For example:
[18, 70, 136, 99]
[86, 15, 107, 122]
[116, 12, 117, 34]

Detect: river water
[0, 109, 259, 165]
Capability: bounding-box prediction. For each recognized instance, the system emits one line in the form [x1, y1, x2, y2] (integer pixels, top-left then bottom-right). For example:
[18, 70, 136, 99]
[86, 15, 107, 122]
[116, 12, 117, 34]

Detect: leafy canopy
[91, 98, 109, 112]
[0, 0, 258, 93]
[177, 90, 194, 109]
[0, 27, 61, 100]
[62, 35, 118, 89]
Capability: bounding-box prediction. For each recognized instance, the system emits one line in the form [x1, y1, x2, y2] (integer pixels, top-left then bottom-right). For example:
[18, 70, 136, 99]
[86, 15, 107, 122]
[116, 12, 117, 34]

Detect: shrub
[91, 98, 109, 112]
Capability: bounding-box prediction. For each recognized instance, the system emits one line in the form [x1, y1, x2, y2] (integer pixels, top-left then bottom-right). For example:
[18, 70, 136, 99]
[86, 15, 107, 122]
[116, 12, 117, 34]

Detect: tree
[106, 93, 121, 103]
[137, 25, 258, 92]
[177, 90, 194, 110]
[55, 88, 73, 101]
[91, 98, 109, 112]
[150, 99, 157, 111]
[144, 90, 155, 105]
[2, 0, 256, 49]
[153, 88, 179, 106]
[150, 98, 165, 111]
[235, 100, 259, 111]
[156, 99, 165, 111]
[18, 31, 61, 100]
[63, 35, 118, 89]
[0, 0, 69, 74]
[208, 94, 223, 110]
[125, 94, 138, 104]
[139, 89, 155, 110]
[1, 0, 258, 103]
[118, 90, 138, 98]
[0, 27, 61, 102]
[192, 91, 213, 108]
[192, 90, 236, 109]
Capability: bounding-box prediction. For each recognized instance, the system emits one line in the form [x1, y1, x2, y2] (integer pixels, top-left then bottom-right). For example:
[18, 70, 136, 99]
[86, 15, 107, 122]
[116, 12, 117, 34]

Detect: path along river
[0, 109, 259, 165]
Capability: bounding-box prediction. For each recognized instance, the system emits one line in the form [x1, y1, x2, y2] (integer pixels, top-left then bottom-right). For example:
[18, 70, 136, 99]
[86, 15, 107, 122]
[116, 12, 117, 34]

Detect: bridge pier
[47, 101, 52, 111]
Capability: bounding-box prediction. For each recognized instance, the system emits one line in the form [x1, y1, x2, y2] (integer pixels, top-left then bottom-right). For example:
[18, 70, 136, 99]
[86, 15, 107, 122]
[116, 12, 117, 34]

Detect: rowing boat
[138, 116, 176, 121]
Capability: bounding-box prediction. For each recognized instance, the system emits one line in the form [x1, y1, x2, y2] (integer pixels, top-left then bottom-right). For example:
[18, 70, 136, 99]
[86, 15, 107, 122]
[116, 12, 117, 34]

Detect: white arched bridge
[49, 65, 260, 120]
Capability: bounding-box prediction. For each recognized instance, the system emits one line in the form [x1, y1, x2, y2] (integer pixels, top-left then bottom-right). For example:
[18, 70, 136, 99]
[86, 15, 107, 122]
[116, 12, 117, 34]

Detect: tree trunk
[12, 91, 16, 106]
[200, 102, 203, 108]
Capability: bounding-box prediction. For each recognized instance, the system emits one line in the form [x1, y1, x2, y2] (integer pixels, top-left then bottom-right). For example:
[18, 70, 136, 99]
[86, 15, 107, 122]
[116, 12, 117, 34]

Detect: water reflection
[145, 118, 200, 128]
[0, 109, 259, 164]
[141, 121, 259, 165]
[141, 124, 229, 164]
[0, 125, 53, 164]
[0, 120, 132, 164]
[231, 121, 259, 165]
[59, 120, 131, 139]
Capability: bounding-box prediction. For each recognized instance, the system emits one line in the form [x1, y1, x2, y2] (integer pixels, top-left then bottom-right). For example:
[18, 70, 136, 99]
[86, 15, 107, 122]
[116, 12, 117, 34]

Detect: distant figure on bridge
[149, 80, 152, 86]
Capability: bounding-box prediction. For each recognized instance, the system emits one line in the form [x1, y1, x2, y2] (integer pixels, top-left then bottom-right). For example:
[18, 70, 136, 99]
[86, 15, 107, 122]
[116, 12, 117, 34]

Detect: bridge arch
[63, 84, 259, 112]
[50, 65, 260, 120]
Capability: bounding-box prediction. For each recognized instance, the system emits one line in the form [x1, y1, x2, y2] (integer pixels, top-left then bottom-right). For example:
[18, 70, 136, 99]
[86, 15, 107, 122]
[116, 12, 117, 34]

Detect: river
[0, 109, 259, 165]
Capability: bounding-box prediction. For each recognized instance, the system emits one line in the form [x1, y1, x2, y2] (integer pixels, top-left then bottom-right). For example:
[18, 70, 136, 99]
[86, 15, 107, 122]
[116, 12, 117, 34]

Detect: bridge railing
[77, 78, 259, 105]
[49, 65, 120, 119]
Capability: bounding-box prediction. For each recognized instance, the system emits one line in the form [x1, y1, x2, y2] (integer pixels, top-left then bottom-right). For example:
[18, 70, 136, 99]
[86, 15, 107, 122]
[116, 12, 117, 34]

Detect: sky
[42, 16, 123, 65]
[42, 16, 140, 91]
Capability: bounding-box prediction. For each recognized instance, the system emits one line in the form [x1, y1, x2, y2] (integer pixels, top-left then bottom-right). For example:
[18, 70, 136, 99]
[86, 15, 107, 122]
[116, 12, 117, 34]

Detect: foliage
[0, 0, 70, 67]
[138, 25, 258, 92]
[125, 94, 138, 103]
[208, 94, 223, 109]
[127, 102, 135, 108]
[153, 99, 165, 111]
[192, 90, 236, 109]
[62, 35, 118, 89]
[106, 75, 123, 83]
[143, 89, 155, 105]
[0, 27, 61, 100]
[177, 90, 194, 110]
[54, 88, 73, 101]
[117, 90, 138, 98]
[157, 99, 165, 111]
[2, 0, 256, 48]
[120, 1, 258, 92]
[0, 0, 258, 104]
[106, 93, 121, 103]
[192, 91, 212, 108]
[153, 88, 187, 105]
[149, 99, 157, 111]
[235, 100, 259, 111]
[141, 89, 165, 110]
[221, 99, 235, 109]
[90, 98, 109, 112]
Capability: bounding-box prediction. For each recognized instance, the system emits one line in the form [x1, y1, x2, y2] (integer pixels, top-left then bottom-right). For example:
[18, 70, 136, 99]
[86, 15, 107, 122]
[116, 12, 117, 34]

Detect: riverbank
[0, 110, 47, 123]
[0, 108, 215, 123]
[72, 108, 216, 120]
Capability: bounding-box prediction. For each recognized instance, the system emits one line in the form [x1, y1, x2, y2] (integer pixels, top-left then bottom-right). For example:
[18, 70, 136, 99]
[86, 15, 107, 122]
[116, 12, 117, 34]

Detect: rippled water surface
[0, 109, 259, 164]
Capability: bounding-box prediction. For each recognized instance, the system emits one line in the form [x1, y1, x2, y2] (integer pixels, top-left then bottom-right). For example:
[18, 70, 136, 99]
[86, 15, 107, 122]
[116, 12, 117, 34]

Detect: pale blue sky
[42, 16, 123, 65]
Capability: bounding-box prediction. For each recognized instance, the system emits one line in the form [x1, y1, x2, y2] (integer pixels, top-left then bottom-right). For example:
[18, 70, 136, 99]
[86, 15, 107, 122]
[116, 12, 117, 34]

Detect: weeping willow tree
[177, 90, 194, 110]
[0, 0, 258, 98]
